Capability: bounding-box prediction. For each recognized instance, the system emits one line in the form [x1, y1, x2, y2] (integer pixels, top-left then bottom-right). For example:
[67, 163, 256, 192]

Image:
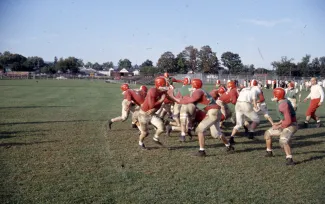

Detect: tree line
[1, 48, 325, 77]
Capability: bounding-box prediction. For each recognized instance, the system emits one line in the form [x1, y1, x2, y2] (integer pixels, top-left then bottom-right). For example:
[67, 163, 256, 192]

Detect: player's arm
[304, 92, 311, 102]
[230, 91, 238, 104]
[319, 85, 324, 105]
[155, 92, 167, 106]
[167, 88, 182, 103]
[172, 78, 183, 83]
[124, 91, 133, 111]
[179, 91, 203, 104]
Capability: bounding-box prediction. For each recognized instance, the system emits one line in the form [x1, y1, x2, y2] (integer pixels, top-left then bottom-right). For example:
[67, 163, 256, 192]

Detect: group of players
[108, 73, 324, 166]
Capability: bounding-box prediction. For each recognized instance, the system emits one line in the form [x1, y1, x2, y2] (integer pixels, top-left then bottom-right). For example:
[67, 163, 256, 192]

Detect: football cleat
[265, 151, 274, 157]
[194, 150, 206, 157]
[286, 158, 295, 166]
[226, 145, 235, 152]
[229, 137, 236, 145]
[108, 120, 113, 130]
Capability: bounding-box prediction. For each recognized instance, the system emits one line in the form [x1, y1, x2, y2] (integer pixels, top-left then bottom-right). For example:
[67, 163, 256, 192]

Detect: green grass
[0, 79, 324, 204]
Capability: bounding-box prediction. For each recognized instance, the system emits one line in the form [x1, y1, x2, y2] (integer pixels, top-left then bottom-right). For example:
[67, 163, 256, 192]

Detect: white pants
[234, 101, 260, 130]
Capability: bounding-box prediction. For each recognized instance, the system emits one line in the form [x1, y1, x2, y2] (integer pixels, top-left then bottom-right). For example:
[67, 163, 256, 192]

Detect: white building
[133, 69, 140, 76]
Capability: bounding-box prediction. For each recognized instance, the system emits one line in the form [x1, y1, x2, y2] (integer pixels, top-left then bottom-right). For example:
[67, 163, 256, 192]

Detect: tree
[54, 56, 58, 65]
[197, 45, 219, 74]
[242, 64, 255, 75]
[23, 56, 45, 71]
[77, 59, 84, 67]
[221, 52, 243, 74]
[85, 62, 93, 68]
[157, 51, 175, 72]
[141, 59, 153, 67]
[118, 59, 132, 69]
[140, 66, 158, 76]
[93, 62, 102, 70]
[0, 51, 28, 71]
[254, 68, 269, 74]
[271, 56, 296, 76]
[309, 57, 320, 77]
[182, 46, 198, 72]
[56, 57, 80, 73]
[175, 52, 188, 74]
[102, 61, 114, 69]
[296, 55, 311, 77]
[319, 57, 325, 77]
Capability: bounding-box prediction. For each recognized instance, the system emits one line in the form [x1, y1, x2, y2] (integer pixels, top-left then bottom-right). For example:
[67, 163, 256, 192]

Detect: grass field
[0, 79, 325, 204]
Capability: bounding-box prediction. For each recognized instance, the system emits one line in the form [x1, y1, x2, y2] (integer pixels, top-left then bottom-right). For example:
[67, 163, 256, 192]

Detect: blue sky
[0, 0, 324, 69]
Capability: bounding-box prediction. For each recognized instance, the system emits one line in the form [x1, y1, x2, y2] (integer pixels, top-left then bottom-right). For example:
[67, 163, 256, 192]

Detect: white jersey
[237, 86, 261, 103]
[306, 84, 324, 103]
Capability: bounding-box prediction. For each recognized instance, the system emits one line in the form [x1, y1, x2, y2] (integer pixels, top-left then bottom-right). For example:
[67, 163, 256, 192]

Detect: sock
[153, 135, 159, 141]
[266, 148, 272, 152]
[181, 132, 186, 136]
[286, 155, 293, 159]
[317, 120, 321, 123]
[305, 121, 309, 124]
[171, 126, 176, 130]
[225, 143, 230, 147]
[139, 141, 143, 146]
[199, 148, 205, 151]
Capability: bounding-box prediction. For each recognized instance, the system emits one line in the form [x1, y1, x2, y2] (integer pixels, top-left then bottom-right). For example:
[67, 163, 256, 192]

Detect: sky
[0, 0, 325, 69]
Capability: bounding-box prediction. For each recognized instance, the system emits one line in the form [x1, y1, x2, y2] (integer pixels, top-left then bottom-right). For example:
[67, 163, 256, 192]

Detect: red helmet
[227, 81, 236, 89]
[250, 79, 258, 86]
[192, 78, 203, 89]
[140, 85, 148, 93]
[121, 83, 129, 92]
[273, 88, 285, 101]
[164, 72, 169, 78]
[183, 77, 191, 85]
[216, 80, 221, 85]
[155, 77, 167, 89]
[218, 86, 227, 95]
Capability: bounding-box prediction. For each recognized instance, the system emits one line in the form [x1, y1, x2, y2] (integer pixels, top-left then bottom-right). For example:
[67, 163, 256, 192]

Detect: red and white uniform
[111, 89, 146, 123]
[141, 88, 165, 112]
[305, 84, 324, 120]
[209, 89, 219, 101]
[179, 89, 222, 139]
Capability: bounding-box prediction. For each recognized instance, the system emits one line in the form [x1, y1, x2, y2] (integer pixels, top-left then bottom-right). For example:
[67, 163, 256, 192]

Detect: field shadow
[295, 151, 325, 165]
[0, 120, 90, 126]
[167, 143, 225, 151]
[0, 140, 59, 148]
[0, 130, 49, 139]
[295, 131, 325, 140]
[0, 106, 72, 109]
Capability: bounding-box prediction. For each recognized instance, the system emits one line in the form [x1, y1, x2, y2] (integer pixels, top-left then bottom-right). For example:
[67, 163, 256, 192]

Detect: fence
[1, 72, 318, 87]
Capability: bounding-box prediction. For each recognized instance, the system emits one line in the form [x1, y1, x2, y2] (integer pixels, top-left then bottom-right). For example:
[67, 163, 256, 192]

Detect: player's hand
[253, 106, 260, 112]
[147, 109, 156, 115]
[272, 124, 280, 130]
[303, 98, 308, 103]
[318, 102, 322, 106]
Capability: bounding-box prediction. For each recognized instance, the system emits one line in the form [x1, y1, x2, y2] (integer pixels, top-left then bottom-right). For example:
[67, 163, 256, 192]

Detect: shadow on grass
[295, 131, 325, 140]
[0, 106, 72, 109]
[0, 140, 59, 148]
[0, 120, 91, 126]
[0, 130, 49, 139]
[167, 143, 225, 151]
[295, 151, 325, 165]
